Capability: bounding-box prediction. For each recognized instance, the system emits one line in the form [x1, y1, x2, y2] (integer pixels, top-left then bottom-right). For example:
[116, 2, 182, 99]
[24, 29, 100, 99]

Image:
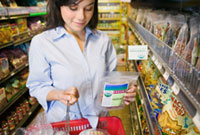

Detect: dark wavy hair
[46, 0, 98, 30]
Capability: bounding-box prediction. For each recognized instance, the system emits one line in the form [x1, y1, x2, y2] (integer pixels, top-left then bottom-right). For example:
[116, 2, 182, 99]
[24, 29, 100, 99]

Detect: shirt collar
[52, 26, 96, 41]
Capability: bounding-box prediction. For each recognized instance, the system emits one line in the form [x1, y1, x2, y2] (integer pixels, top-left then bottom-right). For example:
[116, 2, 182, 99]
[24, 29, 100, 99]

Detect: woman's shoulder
[93, 29, 111, 41]
[32, 27, 63, 41]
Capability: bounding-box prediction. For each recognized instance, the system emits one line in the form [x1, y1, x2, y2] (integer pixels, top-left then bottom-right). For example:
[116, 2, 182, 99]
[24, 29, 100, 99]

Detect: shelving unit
[0, 7, 46, 20]
[0, 63, 28, 85]
[0, 88, 28, 116]
[0, 6, 45, 133]
[133, 61, 162, 135]
[128, 17, 200, 131]
[130, 0, 200, 9]
[11, 102, 40, 135]
[98, 0, 122, 45]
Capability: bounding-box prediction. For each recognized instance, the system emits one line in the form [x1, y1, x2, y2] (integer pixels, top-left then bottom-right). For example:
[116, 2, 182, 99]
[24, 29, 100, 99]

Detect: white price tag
[163, 71, 170, 80]
[155, 59, 159, 65]
[11, 72, 15, 76]
[128, 45, 148, 60]
[152, 55, 156, 61]
[171, 83, 180, 95]
[141, 99, 143, 105]
[28, 112, 32, 115]
[157, 63, 162, 70]
[193, 112, 200, 131]
[121, 0, 131, 2]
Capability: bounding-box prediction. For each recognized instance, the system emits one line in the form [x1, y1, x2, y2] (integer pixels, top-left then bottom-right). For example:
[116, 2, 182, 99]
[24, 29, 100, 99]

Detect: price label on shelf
[157, 62, 162, 70]
[163, 71, 170, 80]
[141, 99, 144, 105]
[152, 55, 156, 61]
[128, 45, 148, 60]
[171, 83, 180, 95]
[11, 72, 15, 76]
[121, 0, 131, 2]
[193, 112, 200, 131]
[155, 59, 159, 65]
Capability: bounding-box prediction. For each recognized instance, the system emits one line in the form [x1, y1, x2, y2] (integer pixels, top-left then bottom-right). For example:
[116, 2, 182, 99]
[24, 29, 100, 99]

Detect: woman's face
[60, 0, 95, 33]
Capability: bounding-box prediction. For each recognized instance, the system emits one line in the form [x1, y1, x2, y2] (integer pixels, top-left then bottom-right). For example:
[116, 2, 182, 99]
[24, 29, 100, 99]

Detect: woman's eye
[69, 6, 78, 11]
[85, 7, 93, 11]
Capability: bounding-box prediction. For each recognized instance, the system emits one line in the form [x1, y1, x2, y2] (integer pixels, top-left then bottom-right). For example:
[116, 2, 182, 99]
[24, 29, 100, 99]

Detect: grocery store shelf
[29, 12, 47, 17]
[99, 0, 120, 3]
[12, 103, 40, 135]
[133, 61, 162, 135]
[0, 88, 28, 116]
[14, 37, 32, 46]
[0, 35, 33, 50]
[134, 101, 144, 135]
[99, 10, 121, 13]
[0, 41, 13, 49]
[0, 7, 47, 20]
[8, 14, 30, 19]
[130, 0, 200, 9]
[97, 27, 120, 30]
[0, 63, 29, 85]
[99, 18, 121, 21]
[128, 18, 200, 130]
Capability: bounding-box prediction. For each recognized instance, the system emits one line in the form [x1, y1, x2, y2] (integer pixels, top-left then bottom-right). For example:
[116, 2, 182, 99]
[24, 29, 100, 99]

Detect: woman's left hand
[123, 85, 137, 105]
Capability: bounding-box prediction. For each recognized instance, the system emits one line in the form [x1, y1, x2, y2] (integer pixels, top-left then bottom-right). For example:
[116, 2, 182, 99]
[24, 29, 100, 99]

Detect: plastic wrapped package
[157, 87, 197, 135]
[141, 9, 152, 28]
[181, 17, 200, 64]
[173, 23, 189, 56]
[97, 71, 140, 110]
[164, 14, 186, 47]
[169, 23, 189, 72]
[135, 9, 144, 24]
[175, 17, 200, 91]
[153, 14, 169, 41]
[130, 8, 138, 21]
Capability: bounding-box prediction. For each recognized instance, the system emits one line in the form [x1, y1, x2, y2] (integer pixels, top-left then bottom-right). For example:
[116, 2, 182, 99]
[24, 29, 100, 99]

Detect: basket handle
[77, 101, 83, 119]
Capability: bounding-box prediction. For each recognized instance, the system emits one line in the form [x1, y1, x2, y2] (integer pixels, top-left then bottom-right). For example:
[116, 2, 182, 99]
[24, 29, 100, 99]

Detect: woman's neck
[64, 26, 85, 41]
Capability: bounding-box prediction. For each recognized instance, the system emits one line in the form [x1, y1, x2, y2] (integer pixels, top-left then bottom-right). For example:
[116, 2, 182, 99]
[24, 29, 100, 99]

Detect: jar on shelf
[0, 127, 3, 135]
[1, 121, 9, 135]
[24, 100, 30, 112]
[29, 97, 37, 105]
[11, 111, 19, 125]
[7, 118, 15, 131]
[20, 103, 26, 116]
[16, 107, 23, 121]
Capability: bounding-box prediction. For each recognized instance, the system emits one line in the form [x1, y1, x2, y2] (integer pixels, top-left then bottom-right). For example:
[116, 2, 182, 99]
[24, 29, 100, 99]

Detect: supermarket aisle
[108, 65, 133, 135]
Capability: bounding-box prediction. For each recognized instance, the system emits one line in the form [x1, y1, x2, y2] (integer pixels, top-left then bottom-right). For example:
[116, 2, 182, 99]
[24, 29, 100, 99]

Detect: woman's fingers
[58, 87, 79, 105]
[123, 85, 137, 105]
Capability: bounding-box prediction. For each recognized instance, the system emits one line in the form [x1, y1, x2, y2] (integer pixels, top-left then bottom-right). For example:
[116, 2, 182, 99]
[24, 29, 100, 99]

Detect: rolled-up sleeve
[26, 35, 55, 112]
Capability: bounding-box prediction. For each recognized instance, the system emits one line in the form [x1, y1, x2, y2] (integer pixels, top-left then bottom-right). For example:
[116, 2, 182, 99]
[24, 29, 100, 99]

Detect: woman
[27, 0, 136, 125]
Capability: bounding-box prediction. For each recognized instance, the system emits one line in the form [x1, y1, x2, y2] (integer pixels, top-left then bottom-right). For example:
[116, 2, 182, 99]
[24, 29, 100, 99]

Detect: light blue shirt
[26, 26, 117, 124]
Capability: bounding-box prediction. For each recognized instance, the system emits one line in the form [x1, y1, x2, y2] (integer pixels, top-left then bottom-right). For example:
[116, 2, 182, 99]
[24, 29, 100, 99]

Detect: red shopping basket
[26, 116, 125, 135]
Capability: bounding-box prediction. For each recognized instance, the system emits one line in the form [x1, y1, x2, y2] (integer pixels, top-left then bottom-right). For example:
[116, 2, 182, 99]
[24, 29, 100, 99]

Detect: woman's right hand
[47, 87, 79, 106]
[58, 87, 79, 105]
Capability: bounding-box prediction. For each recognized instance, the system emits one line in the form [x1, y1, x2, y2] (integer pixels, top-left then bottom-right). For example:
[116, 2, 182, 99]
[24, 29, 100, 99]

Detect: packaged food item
[181, 17, 200, 64]
[158, 89, 194, 135]
[98, 71, 139, 109]
[0, 88, 7, 110]
[1, 121, 9, 135]
[172, 22, 189, 55]
[164, 14, 186, 47]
